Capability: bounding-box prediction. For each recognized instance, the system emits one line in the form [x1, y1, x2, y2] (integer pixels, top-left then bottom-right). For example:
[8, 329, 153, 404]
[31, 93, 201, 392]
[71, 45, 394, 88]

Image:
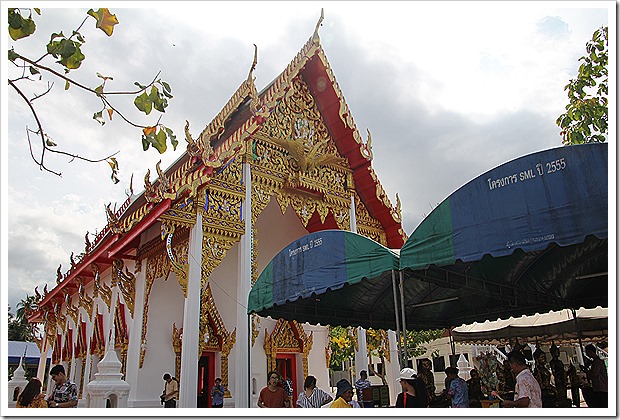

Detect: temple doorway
[197, 353, 215, 407]
[276, 353, 297, 401]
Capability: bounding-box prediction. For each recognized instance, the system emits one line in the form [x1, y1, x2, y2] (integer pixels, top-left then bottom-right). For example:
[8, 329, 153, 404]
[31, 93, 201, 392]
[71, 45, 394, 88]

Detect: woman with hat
[330, 379, 355, 408]
[395, 367, 428, 408]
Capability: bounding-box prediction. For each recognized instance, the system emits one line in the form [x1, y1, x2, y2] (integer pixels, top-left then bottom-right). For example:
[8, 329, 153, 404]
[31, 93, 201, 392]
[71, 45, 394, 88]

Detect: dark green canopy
[248, 230, 401, 329]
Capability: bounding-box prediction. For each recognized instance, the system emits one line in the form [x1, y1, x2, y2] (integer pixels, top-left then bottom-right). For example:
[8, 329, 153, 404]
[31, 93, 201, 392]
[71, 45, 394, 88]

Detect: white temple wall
[250, 323, 266, 407]
[252, 316, 277, 403]
[302, 323, 331, 393]
[126, 257, 147, 406]
[133, 270, 184, 404]
[208, 242, 241, 400]
[254, 200, 310, 275]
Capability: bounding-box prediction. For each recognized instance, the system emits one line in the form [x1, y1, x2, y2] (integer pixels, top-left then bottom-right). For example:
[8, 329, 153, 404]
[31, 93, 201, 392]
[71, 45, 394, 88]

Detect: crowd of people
[253, 344, 607, 409]
[14, 345, 607, 409]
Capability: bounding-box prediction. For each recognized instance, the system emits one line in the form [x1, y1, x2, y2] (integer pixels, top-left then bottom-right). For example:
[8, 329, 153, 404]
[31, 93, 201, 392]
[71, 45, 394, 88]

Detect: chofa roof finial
[313, 8, 324, 44]
[248, 43, 258, 82]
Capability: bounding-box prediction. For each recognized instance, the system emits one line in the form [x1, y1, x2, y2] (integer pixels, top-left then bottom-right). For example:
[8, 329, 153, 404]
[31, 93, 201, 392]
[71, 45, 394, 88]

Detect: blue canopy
[398, 143, 608, 328]
[401, 143, 608, 270]
[248, 230, 400, 328]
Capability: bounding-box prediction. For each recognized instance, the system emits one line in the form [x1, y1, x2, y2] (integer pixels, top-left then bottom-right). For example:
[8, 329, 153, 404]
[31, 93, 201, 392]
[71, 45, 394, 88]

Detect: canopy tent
[248, 230, 401, 329]
[399, 143, 608, 329]
[8, 341, 50, 366]
[451, 306, 608, 345]
[248, 144, 608, 333]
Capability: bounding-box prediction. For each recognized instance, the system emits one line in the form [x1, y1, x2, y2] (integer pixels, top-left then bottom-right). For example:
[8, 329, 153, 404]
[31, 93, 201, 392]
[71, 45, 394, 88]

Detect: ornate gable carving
[264, 319, 313, 378]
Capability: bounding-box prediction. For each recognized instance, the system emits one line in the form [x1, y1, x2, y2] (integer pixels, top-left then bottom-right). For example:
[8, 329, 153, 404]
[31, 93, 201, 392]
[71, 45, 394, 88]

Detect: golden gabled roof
[31, 10, 406, 320]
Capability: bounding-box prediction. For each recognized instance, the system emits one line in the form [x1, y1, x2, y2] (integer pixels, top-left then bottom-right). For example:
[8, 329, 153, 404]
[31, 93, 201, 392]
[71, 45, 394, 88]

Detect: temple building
[27, 12, 405, 408]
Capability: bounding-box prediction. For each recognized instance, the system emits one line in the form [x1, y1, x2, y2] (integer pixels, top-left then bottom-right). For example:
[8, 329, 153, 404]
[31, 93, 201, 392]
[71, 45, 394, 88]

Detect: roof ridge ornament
[313, 8, 324, 45]
[247, 44, 258, 83]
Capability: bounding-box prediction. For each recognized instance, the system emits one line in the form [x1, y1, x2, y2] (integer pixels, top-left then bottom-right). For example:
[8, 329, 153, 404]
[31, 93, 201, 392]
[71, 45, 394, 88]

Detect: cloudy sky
[3, 2, 612, 313]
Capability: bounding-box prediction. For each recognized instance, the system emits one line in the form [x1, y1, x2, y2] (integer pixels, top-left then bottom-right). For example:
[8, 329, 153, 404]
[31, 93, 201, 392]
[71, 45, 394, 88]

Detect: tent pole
[391, 270, 403, 368]
[399, 270, 408, 367]
[571, 307, 586, 361]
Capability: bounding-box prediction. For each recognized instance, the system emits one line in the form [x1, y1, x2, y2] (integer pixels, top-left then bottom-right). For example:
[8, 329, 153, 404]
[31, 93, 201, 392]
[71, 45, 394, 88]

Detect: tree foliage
[328, 325, 445, 375]
[328, 326, 355, 370]
[556, 26, 608, 145]
[8, 294, 39, 342]
[8, 8, 176, 183]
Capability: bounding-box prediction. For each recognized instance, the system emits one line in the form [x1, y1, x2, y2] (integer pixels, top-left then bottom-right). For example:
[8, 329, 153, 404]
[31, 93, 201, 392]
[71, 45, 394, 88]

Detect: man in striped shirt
[354, 370, 372, 407]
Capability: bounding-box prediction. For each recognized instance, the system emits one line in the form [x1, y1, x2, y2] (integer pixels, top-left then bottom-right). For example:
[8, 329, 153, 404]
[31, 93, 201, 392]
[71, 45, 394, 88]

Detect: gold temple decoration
[92, 263, 112, 311]
[383, 330, 391, 363]
[64, 290, 79, 326]
[91, 312, 105, 358]
[348, 326, 359, 352]
[325, 325, 332, 369]
[114, 303, 129, 376]
[249, 76, 353, 232]
[251, 314, 261, 347]
[160, 223, 190, 297]
[44, 308, 57, 349]
[394, 193, 402, 224]
[105, 202, 123, 234]
[76, 277, 93, 316]
[74, 320, 87, 398]
[264, 319, 313, 379]
[362, 129, 374, 160]
[112, 258, 136, 318]
[55, 301, 66, 332]
[172, 323, 183, 380]
[79, 356, 86, 398]
[199, 283, 236, 398]
[200, 159, 244, 288]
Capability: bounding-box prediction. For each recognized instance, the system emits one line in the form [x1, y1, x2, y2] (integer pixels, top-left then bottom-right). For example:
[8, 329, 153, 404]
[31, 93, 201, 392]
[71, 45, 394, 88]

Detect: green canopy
[248, 230, 401, 329]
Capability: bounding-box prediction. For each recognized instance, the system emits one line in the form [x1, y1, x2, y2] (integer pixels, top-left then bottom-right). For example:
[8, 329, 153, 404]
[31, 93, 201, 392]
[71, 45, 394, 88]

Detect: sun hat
[336, 379, 353, 397]
[398, 367, 417, 381]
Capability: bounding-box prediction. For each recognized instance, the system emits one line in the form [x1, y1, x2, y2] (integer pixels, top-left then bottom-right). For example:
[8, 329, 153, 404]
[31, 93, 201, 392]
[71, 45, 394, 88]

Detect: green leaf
[164, 126, 177, 150]
[29, 66, 40, 75]
[87, 8, 119, 37]
[8, 49, 19, 62]
[62, 43, 85, 70]
[134, 81, 147, 90]
[107, 158, 120, 184]
[161, 81, 172, 98]
[141, 134, 150, 151]
[134, 91, 153, 115]
[49, 31, 64, 42]
[34, 8, 41, 15]
[65, 80, 70, 90]
[95, 84, 104, 95]
[152, 129, 167, 153]
[93, 110, 105, 125]
[8, 9, 23, 30]
[8, 11, 36, 40]
[96, 72, 113, 81]
[45, 135, 57, 147]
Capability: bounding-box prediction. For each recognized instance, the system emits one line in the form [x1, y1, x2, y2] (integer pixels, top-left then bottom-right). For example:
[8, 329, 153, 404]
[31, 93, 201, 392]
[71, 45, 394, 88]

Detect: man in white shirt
[502, 351, 542, 408]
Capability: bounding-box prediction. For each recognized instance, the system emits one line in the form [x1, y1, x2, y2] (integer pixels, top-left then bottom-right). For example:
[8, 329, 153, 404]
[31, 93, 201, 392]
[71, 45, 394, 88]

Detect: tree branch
[10, 79, 120, 175]
[16, 52, 160, 96]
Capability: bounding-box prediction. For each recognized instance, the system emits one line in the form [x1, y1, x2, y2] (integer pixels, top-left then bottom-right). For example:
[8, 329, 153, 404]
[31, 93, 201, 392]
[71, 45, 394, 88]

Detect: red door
[276, 353, 297, 403]
[198, 353, 215, 407]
